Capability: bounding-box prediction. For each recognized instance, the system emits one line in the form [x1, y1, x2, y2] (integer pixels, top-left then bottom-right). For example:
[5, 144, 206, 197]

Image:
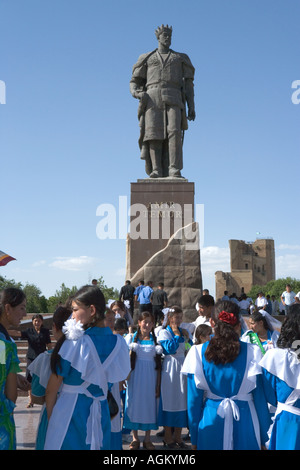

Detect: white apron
[159, 328, 187, 412]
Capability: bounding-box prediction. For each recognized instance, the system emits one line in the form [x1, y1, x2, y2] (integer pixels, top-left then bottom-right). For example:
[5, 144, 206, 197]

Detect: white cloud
[201, 246, 230, 275]
[200, 246, 230, 296]
[278, 244, 300, 251]
[116, 267, 126, 277]
[32, 260, 46, 267]
[276, 244, 300, 279]
[49, 256, 98, 271]
[275, 254, 300, 279]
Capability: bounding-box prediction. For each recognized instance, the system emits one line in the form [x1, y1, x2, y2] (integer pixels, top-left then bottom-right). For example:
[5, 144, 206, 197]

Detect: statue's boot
[149, 142, 163, 178]
[168, 131, 183, 178]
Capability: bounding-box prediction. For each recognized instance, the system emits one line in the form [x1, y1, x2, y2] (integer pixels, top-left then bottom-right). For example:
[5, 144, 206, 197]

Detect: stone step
[14, 335, 56, 375]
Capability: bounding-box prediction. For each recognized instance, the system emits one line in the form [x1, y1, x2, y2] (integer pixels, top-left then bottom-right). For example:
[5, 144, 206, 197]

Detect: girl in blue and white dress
[124, 311, 162, 450]
[28, 305, 71, 449]
[182, 300, 271, 450]
[0, 287, 26, 450]
[44, 285, 131, 450]
[259, 305, 300, 450]
[0, 337, 20, 450]
[241, 310, 281, 354]
[157, 306, 193, 449]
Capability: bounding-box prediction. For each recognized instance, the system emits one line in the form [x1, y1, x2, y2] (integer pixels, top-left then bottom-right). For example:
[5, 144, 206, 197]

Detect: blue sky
[1, 0, 299, 299]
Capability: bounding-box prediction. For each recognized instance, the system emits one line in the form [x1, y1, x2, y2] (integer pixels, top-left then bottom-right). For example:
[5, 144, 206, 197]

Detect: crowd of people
[220, 286, 300, 316]
[0, 280, 300, 451]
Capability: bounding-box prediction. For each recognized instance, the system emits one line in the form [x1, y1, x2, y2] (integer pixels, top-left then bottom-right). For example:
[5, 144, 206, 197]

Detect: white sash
[276, 402, 300, 417]
[206, 391, 260, 450]
[275, 389, 300, 419]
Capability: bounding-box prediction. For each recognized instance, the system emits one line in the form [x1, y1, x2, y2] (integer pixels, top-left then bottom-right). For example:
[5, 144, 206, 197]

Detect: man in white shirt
[271, 295, 279, 315]
[255, 292, 268, 310]
[238, 294, 250, 314]
[281, 284, 296, 315]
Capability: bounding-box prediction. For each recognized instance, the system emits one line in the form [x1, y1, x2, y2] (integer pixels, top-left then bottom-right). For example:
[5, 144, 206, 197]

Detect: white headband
[258, 309, 282, 331]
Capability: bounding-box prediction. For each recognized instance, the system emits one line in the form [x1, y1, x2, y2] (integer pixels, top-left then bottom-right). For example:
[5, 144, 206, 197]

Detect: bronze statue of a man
[130, 25, 196, 178]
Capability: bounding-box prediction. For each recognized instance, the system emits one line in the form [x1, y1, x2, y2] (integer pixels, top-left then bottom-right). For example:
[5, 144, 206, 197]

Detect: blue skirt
[157, 397, 188, 428]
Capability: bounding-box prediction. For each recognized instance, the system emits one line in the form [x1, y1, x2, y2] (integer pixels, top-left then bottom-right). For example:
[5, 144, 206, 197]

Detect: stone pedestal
[126, 178, 202, 320]
[126, 178, 195, 279]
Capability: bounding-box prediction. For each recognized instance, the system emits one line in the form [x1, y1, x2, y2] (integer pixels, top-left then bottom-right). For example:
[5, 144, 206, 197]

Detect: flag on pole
[0, 251, 16, 266]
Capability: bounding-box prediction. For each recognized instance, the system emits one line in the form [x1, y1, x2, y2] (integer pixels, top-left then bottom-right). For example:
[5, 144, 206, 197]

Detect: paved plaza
[15, 397, 41, 450]
[14, 396, 191, 451]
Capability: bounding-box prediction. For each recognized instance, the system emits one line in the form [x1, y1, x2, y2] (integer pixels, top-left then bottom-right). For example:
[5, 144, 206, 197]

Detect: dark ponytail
[50, 305, 72, 374]
[152, 325, 162, 371]
[205, 300, 240, 365]
[130, 327, 139, 371]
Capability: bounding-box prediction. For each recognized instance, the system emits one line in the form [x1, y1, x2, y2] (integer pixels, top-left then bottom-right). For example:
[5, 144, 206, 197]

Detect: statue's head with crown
[155, 24, 173, 39]
[155, 24, 173, 51]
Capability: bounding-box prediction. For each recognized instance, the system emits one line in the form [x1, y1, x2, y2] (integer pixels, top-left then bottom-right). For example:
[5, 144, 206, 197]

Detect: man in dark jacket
[119, 280, 135, 315]
[151, 282, 168, 325]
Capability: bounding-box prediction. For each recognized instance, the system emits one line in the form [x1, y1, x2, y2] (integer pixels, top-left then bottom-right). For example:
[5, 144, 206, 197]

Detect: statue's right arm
[130, 79, 143, 99]
[130, 52, 152, 99]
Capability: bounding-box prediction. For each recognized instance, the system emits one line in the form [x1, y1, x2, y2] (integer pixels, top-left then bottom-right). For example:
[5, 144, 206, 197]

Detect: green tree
[96, 276, 119, 302]
[247, 277, 300, 301]
[47, 283, 78, 313]
[39, 295, 48, 313]
[0, 275, 22, 290]
[1, 275, 120, 313]
[0, 276, 47, 313]
[23, 283, 45, 313]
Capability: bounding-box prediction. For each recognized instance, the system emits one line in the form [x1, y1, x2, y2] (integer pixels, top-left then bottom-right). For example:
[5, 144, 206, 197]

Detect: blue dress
[28, 350, 53, 449]
[182, 341, 271, 450]
[260, 348, 300, 450]
[109, 380, 123, 450]
[0, 338, 20, 450]
[44, 327, 130, 450]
